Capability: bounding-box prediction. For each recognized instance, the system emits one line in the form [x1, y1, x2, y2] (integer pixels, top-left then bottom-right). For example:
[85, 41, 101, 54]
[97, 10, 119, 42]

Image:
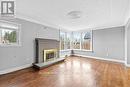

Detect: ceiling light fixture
[67, 11, 82, 19]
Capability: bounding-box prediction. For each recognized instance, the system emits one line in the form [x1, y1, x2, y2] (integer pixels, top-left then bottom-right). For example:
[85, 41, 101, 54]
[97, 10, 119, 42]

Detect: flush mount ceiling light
[67, 11, 82, 19]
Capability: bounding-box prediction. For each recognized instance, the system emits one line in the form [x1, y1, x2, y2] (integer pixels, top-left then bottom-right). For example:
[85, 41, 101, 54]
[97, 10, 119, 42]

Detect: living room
[0, 0, 130, 87]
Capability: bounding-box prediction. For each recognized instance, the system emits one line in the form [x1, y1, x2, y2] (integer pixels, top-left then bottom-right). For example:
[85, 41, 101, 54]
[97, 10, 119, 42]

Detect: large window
[60, 31, 65, 50]
[81, 31, 92, 50]
[66, 33, 71, 49]
[72, 32, 81, 49]
[0, 20, 20, 45]
[60, 30, 93, 51]
[60, 31, 71, 50]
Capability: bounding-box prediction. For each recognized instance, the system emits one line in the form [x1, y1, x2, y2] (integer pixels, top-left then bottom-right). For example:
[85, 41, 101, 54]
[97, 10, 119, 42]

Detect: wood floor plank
[0, 56, 130, 87]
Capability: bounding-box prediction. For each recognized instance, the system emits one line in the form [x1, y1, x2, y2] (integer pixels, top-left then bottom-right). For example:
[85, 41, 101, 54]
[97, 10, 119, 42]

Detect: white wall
[126, 18, 130, 65]
[74, 26, 125, 61]
[0, 18, 127, 74]
[0, 18, 70, 74]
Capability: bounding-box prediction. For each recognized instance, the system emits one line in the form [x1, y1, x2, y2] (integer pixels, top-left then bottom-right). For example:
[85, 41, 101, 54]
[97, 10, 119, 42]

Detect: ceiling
[16, 0, 130, 31]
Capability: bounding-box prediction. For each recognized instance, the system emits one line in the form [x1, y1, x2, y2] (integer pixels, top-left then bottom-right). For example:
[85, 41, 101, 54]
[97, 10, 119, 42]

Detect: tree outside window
[66, 33, 71, 49]
[60, 31, 65, 50]
[0, 20, 20, 45]
[60, 30, 92, 51]
[72, 32, 81, 49]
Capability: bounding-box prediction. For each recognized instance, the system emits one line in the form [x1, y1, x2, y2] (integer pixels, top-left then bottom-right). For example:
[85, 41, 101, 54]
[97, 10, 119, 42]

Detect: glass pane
[66, 33, 71, 49]
[81, 31, 91, 50]
[73, 32, 81, 49]
[1, 28, 17, 44]
[60, 32, 65, 50]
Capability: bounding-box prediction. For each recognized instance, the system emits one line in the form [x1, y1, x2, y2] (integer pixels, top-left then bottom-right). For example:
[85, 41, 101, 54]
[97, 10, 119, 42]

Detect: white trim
[60, 49, 93, 52]
[0, 64, 32, 75]
[0, 20, 22, 47]
[125, 21, 128, 65]
[77, 25, 125, 31]
[60, 53, 71, 58]
[60, 49, 72, 52]
[16, 12, 60, 30]
[74, 54, 125, 63]
[16, 11, 126, 32]
[125, 18, 130, 65]
[125, 64, 130, 67]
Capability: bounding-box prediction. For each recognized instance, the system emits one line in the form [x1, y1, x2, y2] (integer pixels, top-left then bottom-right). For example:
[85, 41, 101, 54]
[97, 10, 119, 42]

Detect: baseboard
[0, 64, 32, 75]
[60, 54, 71, 58]
[74, 54, 125, 64]
[125, 64, 130, 67]
[0, 55, 127, 75]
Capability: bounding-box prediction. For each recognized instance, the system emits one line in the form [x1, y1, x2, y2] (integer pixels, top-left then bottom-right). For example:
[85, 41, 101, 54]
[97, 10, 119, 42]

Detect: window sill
[60, 49, 93, 52]
[60, 49, 72, 52]
[0, 44, 21, 47]
[72, 49, 93, 52]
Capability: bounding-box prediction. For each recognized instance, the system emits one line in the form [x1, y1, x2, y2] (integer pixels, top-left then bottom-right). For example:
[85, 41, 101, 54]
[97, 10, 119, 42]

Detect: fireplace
[43, 49, 58, 62]
[35, 38, 60, 63]
[34, 38, 65, 69]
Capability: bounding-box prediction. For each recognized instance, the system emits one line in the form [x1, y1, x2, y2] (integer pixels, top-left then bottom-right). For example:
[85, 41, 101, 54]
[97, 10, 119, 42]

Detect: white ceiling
[16, 0, 130, 31]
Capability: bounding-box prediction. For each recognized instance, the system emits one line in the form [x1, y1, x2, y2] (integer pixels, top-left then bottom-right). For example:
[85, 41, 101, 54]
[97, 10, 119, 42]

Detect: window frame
[0, 20, 21, 47]
[80, 30, 93, 52]
[60, 30, 72, 51]
[60, 30, 93, 52]
[59, 31, 66, 51]
[66, 32, 71, 50]
[72, 32, 81, 50]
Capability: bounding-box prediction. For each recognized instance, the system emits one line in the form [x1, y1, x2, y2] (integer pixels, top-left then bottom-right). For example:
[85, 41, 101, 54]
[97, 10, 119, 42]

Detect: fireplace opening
[46, 52, 54, 60]
[43, 49, 58, 62]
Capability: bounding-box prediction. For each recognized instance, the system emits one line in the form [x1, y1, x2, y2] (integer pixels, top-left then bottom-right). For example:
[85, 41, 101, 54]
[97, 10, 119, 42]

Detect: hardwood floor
[0, 56, 130, 87]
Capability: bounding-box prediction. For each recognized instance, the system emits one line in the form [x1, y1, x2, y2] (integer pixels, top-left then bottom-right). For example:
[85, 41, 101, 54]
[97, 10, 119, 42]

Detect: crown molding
[15, 12, 126, 31]
[16, 12, 60, 30]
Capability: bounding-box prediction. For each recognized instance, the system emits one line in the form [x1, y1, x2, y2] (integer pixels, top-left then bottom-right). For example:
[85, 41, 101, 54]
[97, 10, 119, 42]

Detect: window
[72, 32, 81, 49]
[0, 20, 20, 45]
[66, 33, 71, 49]
[60, 31, 65, 50]
[60, 30, 93, 51]
[81, 31, 92, 50]
[60, 31, 71, 50]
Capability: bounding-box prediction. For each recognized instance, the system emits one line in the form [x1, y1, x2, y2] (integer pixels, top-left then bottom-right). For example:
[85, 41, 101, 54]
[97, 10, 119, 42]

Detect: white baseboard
[125, 64, 130, 67]
[0, 64, 32, 75]
[74, 54, 125, 64]
[0, 55, 128, 75]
